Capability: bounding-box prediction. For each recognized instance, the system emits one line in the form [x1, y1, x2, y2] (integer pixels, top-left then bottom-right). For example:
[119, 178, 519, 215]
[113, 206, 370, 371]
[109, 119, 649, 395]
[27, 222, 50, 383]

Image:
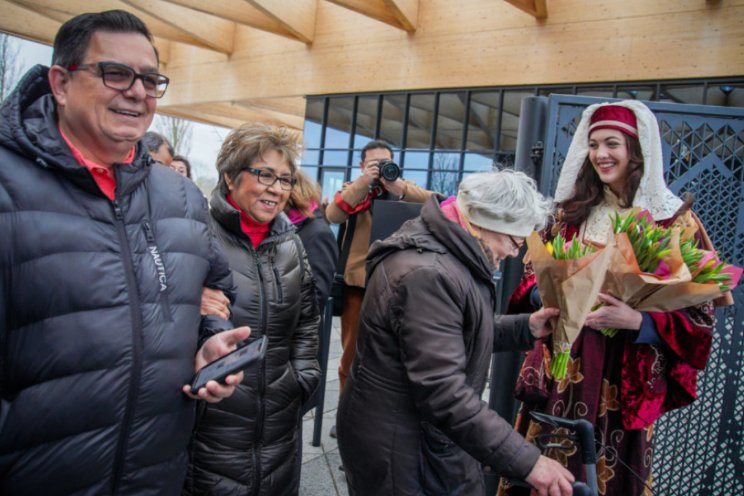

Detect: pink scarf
[440, 196, 471, 232]
[287, 200, 319, 225]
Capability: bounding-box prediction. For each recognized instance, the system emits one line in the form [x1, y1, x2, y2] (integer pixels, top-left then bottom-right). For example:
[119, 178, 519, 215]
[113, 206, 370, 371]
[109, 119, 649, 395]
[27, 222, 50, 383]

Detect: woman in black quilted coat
[184, 124, 320, 496]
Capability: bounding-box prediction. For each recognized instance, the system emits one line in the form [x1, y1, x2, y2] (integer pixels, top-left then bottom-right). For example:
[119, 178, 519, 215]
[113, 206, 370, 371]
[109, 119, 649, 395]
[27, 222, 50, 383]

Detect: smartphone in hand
[190, 335, 267, 392]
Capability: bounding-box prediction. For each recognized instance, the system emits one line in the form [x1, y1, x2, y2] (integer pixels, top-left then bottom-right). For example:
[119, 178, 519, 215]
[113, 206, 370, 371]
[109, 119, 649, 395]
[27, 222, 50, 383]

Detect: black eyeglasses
[243, 167, 296, 191]
[67, 62, 170, 98]
[507, 234, 525, 251]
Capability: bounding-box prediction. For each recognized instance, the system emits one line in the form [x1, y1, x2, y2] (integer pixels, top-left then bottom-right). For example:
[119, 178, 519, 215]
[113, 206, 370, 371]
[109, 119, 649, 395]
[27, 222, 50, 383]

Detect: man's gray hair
[457, 169, 553, 236]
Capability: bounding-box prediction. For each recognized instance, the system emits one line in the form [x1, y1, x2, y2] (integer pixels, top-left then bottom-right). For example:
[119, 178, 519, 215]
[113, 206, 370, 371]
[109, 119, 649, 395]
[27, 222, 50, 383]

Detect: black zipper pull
[143, 221, 155, 243]
[112, 200, 123, 220]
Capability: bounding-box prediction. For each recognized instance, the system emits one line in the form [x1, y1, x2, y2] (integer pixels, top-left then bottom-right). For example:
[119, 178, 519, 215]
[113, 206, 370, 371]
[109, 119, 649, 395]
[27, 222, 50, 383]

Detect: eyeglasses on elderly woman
[506, 234, 525, 251]
[242, 166, 297, 191]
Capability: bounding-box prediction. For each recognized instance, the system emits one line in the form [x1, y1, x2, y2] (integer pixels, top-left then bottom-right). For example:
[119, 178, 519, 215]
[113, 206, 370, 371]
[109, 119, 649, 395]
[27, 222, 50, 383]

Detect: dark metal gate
[518, 94, 744, 495]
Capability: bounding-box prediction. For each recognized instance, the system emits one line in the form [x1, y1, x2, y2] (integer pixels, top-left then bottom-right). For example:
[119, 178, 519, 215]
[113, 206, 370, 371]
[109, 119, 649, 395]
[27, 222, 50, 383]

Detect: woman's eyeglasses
[243, 167, 296, 191]
[507, 234, 525, 251]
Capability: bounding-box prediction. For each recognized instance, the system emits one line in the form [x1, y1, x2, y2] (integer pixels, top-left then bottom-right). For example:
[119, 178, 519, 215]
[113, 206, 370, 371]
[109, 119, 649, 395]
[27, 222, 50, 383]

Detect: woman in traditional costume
[500, 101, 717, 496]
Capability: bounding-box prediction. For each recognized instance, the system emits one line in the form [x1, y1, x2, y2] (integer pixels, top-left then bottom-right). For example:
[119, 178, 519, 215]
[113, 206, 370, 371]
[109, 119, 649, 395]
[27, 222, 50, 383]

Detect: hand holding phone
[190, 335, 267, 392]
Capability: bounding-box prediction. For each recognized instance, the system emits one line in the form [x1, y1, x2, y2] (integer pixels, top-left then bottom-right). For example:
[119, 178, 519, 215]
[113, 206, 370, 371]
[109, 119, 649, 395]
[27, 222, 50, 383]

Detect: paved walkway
[299, 316, 349, 496]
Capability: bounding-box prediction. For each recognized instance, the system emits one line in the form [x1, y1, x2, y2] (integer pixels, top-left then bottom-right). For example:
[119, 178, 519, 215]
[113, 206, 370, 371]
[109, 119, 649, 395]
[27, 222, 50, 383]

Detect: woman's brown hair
[286, 169, 321, 219]
[561, 133, 644, 225]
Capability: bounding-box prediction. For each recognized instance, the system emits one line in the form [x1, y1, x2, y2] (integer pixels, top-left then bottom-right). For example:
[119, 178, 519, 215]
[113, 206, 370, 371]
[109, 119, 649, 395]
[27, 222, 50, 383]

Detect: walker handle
[529, 411, 596, 464]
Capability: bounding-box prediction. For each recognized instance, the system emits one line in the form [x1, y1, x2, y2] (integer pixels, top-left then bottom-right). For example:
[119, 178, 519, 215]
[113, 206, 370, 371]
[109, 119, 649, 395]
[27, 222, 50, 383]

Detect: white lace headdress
[553, 100, 683, 243]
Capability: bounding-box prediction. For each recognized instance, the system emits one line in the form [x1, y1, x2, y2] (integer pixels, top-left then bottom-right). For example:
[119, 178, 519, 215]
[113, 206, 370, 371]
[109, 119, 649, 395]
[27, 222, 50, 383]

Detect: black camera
[378, 160, 401, 182]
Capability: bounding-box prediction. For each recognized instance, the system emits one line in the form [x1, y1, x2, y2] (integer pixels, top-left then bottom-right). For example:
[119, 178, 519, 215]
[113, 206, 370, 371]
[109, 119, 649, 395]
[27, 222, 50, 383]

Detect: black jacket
[294, 207, 338, 313]
[185, 190, 320, 496]
[0, 66, 234, 496]
[337, 197, 541, 496]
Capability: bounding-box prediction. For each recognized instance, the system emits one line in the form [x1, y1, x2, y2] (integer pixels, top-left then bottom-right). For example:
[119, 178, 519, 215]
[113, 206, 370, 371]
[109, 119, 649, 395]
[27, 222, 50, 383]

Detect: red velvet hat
[589, 105, 638, 139]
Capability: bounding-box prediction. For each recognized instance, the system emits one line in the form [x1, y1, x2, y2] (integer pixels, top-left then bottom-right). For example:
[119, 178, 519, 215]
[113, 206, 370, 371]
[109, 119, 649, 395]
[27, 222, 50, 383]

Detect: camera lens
[379, 160, 400, 182]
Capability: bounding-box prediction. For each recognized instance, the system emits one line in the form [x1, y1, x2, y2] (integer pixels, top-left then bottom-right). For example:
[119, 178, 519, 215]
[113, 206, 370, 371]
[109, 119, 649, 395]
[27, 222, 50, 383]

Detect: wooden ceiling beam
[246, 0, 317, 44]
[168, 101, 305, 129]
[10, 0, 221, 51]
[162, 0, 302, 42]
[504, 0, 548, 20]
[123, 0, 236, 54]
[235, 96, 306, 118]
[159, 105, 246, 130]
[384, 0, 418, 32]
[326, 0, 417, 32]
[0, 0, 60, 45]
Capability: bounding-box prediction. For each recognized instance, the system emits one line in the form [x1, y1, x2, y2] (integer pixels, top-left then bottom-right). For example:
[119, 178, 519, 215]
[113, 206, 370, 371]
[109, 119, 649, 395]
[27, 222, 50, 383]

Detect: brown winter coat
[337, 197, 541, 496]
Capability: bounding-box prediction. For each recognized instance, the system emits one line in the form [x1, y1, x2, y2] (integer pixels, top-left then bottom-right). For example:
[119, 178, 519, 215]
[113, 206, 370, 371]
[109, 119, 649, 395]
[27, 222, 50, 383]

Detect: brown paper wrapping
[526, 227, 725, 358]
[526, 232, 615, 354]
[602, 229, 722, 312]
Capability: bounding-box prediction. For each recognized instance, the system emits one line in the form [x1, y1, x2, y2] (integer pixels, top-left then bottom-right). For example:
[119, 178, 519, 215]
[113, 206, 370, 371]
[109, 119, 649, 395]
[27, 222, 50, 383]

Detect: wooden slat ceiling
[0, 0, 545, 130]
[1, 0, 741, 134]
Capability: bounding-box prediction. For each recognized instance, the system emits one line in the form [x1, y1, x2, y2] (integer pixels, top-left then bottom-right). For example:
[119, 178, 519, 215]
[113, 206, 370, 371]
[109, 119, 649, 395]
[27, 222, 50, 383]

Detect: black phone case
[190, 335, 267, 391]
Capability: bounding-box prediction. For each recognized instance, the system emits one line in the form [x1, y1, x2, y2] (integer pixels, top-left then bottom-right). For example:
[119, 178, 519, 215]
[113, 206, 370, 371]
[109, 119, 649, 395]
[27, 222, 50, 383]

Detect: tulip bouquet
[597, 210, 741, 337]
[527, 209, 741, 379]
[526, 231, 611, 379]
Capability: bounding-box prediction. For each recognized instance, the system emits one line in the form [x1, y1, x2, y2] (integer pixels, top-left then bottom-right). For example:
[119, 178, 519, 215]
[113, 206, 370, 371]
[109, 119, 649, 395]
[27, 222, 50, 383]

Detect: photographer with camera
[325, 140, 433, 437]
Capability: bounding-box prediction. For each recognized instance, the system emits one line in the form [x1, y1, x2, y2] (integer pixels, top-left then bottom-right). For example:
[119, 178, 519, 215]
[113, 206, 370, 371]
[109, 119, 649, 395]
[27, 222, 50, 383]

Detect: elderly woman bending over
[336, 170, 574, 496]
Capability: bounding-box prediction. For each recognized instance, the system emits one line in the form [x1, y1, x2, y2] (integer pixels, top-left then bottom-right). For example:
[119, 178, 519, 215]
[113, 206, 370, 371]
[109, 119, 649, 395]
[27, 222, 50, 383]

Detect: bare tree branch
[429, 154, 461, 196]
[0, 34, 21, 102]
[157, 114, 193, 156]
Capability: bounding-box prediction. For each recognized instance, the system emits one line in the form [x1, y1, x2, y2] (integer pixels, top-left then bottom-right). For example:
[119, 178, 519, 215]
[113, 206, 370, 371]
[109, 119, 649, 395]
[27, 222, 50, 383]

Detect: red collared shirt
[59, 129, 135, 200]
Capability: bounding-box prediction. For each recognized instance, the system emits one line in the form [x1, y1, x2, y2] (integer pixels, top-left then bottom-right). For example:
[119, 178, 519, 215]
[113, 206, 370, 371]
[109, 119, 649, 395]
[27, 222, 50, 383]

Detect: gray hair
[457, 169, 553, 235]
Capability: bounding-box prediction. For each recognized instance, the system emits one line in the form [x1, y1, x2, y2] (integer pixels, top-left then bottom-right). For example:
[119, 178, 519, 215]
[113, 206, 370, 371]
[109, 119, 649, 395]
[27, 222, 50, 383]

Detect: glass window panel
[402, 169, 428, 188]
[403, 151, 430, 169]
[322, 149, 350, 166]
[501, 90, 534, 153]
[429, 171, 459, 197]
[354, 96, 379, 148]
[380, 94, 406, 147]
[538, 86, 572, 97]
[576, 86, 616, 99]
[300, 166, 318, 182]
[468, 92, 500, 153]
[407, 94, 436, 149]
[705, 83, 744, 107]
[432, 152, 461, 173]
[303, 98, 324, 148]
[302, 149, 319, 166]
[351, 167, 363, 181]
[435, 92, 467, 150]
[661, 85, 705, 105]
[320, 169, 345, 198]
[463, 152, 494, 172]
[351, 150, 362, 166]
[325, 97, 354, 147]
[616, 86, 656, 102]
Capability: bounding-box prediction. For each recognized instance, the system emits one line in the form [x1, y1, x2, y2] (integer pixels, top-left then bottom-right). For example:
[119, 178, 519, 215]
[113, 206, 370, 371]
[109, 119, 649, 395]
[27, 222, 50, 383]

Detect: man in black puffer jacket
[0, 11, 249, 496]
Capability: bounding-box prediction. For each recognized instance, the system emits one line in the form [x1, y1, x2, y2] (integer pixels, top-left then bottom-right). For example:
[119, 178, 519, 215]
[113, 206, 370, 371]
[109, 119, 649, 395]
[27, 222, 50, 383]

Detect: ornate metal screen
[538, 95, 744, 495]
